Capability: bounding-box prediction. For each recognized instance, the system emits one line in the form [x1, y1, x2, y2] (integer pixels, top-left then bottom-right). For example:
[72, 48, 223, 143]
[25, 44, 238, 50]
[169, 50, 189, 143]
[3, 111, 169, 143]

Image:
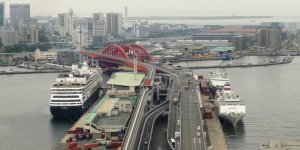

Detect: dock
[53, 92, 106, 150]
[181, 56, 294, 69]
[0, 70, 70, 75]
[202, 95, 228, 150]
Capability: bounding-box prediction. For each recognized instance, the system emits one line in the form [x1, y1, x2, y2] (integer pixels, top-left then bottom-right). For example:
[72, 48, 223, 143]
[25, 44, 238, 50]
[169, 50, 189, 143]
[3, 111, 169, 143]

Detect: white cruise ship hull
[50, 87, 101, 119]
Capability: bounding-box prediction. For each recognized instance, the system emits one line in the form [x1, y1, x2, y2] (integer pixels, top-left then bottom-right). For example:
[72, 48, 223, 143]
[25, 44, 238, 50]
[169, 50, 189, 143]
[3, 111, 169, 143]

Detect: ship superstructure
[208, 69, 229, 97]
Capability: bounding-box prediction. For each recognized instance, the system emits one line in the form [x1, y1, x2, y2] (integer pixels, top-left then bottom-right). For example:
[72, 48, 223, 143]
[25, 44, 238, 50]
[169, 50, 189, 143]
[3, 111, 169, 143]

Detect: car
[197, 126, 201, 131]
[185, 85, 189, 90]
[194, 100, 197, 104]
[144, 141, 148, 145]
[197, 132, 201, 137]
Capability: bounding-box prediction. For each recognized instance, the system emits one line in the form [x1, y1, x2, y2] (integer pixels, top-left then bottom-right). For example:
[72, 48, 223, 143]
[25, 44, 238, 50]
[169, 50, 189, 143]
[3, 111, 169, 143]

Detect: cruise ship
[208, 69, 229, 97]
[50, 62, 103, 118]
[215, 83, 246, 127]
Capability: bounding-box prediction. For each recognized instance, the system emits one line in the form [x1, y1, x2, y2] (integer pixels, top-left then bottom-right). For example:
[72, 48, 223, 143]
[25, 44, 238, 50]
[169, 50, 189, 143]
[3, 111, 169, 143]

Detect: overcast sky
[3, 0, 300, 17]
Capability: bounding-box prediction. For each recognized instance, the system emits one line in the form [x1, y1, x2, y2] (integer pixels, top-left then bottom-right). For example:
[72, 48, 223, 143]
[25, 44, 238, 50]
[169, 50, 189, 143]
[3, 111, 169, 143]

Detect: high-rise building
[68, 9, 74, 36]
[93, 13, 106, 37]
[124, 6, 128, 22]
[58, 13, 68, 36]
[18, 23, 28, 42]
[57, 10, 73, 37]
[0, 30, 19, 45]
[31, 28, 39, 43]
[106, 13, 122, 37]
[10, 4, 30, 29]
[0, 2, 5, 26]
[257, 29, 281, 50]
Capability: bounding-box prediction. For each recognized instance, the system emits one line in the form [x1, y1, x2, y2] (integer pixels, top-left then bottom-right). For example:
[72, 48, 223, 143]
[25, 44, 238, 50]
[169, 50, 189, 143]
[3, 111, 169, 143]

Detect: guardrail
[137, 100, 170, 150]
[167, 77, 176, 150]
[122, 88, 149, 150]
[147, 104, 169, 150]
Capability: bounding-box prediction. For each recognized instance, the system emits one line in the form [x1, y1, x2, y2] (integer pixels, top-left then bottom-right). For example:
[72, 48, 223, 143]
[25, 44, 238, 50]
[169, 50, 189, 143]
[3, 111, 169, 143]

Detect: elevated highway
[137, 100, 170, 150]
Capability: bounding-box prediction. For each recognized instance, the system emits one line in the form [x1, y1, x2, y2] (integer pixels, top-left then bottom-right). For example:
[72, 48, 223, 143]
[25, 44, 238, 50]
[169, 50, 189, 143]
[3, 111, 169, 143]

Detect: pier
[201, 95, 228, 150]
[181, 56, 294, 69]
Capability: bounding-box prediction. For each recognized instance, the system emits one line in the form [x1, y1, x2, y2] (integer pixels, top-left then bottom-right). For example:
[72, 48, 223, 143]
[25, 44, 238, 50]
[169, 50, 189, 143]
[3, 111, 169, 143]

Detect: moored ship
[214, 83, 246, 127]
[49, 62, 103, 119]
[208, 69, 229, 97]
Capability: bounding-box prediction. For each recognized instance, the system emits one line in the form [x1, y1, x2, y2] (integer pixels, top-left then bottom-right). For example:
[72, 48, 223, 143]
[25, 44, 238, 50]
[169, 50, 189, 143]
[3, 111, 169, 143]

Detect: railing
[121, 88, 149, 150]
[137, 99, 170, 150]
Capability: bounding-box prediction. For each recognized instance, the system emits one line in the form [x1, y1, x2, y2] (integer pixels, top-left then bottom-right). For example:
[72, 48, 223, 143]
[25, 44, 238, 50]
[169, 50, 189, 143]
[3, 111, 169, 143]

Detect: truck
[204, 108, 213, 119]
[173, 98, 178, 105]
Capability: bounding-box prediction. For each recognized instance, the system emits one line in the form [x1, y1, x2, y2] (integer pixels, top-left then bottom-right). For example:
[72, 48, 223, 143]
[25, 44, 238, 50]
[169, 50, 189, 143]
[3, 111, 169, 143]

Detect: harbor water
[0, 56, 300, 149]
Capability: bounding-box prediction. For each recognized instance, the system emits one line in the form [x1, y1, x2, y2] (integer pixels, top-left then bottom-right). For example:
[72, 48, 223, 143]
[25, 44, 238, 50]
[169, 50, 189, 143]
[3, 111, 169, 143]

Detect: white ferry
[215, 83, 246, 127]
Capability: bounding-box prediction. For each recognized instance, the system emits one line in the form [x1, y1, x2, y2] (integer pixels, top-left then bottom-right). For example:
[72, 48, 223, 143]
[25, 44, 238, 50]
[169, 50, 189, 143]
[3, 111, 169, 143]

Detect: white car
[197, 126, 201, 131]
[197, 132, 201, 137]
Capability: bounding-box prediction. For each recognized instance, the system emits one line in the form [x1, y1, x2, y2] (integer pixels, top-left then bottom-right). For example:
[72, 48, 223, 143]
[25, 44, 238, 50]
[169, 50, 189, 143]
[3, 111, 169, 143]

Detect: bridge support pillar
[156, 84, 160, 100]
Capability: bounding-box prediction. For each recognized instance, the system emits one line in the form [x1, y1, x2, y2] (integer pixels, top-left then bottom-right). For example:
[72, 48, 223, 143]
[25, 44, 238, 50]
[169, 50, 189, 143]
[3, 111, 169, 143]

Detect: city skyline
[1, 0, 300, 17]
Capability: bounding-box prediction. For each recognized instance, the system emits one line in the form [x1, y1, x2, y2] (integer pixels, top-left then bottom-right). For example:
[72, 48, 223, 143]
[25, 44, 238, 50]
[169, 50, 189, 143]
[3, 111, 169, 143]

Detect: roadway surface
[137, 101, 169, 150]
[121, 88, 150, 150]
[180, 76, 205, 150]
[167, 75, 180, 148]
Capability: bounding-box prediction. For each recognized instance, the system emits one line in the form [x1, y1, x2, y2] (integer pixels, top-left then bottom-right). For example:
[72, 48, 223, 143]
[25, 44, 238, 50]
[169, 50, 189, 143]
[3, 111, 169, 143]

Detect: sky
[2, 0, 300, 17]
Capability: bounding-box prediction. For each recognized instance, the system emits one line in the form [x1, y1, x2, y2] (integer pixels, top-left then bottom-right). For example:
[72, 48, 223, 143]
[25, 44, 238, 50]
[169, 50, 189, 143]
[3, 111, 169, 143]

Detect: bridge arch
[102, 44, 130, 60]
[129, 44, 154, 62]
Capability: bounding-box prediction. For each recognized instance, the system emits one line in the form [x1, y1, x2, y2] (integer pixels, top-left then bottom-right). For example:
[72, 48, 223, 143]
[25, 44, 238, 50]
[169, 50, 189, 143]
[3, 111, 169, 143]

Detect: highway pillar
[156, 83, 160, 100]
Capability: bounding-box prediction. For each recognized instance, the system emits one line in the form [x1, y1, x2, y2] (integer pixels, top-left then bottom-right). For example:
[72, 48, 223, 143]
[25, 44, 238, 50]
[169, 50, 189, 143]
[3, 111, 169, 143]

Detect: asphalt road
[168, 77, 182, 142]
[180, 76, 205, 150]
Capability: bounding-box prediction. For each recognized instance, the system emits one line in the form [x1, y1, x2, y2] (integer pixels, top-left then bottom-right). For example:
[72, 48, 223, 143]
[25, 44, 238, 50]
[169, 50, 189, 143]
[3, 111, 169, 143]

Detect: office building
[93, 13, 106, 37]
[193, 33, 248, 50]
[257, 29, 281, 50]
[31, 28, 39, 43]
[0, 30, 19, 45]
[57, 10, 73, 37]
[58, 13, 68, 36]
[67, 9, 74, 36]
[124, 6, 128, 22]
[106, 13, 122, 36]
[10, 4, 30, 29]
[0, 2, 4, 26]
[18, 20, 29, 42]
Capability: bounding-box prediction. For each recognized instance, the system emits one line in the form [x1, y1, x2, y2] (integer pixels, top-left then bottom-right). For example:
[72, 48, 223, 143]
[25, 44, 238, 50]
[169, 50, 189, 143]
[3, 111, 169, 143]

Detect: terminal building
[84, 72, 144, 141]
[34, 49, 57, 62]
[192, 33, 248, 50]
[106, 72, 145, 96]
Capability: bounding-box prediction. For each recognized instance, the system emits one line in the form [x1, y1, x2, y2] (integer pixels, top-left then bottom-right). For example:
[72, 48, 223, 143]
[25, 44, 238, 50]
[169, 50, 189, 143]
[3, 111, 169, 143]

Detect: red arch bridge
[79, 44, 156, 86]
